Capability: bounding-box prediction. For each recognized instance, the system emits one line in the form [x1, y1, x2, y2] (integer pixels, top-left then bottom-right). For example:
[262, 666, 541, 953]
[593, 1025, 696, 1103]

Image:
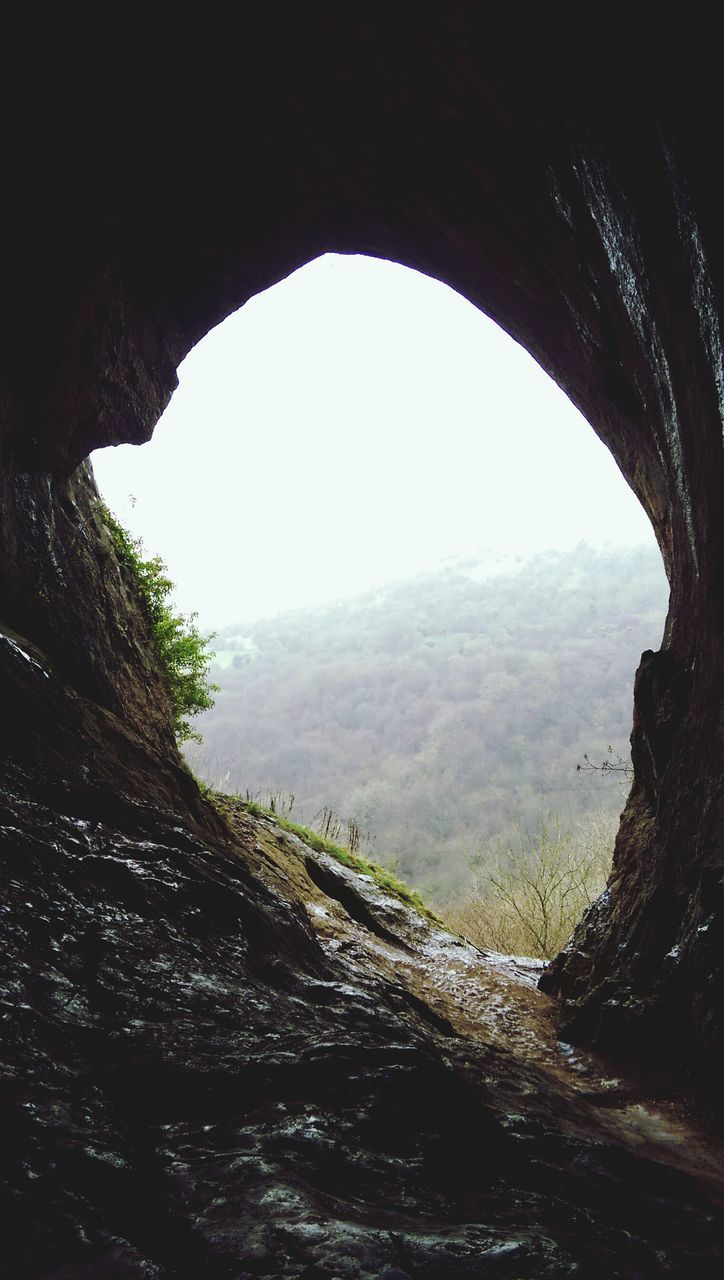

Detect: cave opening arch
[2, 5, 724, 1081]
[91, 250, 667, 923]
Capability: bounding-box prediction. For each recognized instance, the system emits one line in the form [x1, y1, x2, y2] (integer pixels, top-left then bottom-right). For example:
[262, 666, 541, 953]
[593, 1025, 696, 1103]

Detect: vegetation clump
[211, 790, 441, 925]
[100, 503, 218, 742]
[444, 810, 614, 959]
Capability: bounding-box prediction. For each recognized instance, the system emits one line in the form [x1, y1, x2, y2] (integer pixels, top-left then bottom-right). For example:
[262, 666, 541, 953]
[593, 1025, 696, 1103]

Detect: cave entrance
[92, 252, 667, 949]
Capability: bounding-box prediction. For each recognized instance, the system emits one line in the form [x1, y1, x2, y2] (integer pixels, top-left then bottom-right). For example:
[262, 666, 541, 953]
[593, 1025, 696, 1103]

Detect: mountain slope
[191, 544, 668, 900]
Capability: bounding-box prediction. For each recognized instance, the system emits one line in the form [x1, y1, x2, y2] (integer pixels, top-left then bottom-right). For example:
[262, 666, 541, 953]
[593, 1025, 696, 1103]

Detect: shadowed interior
[3, 7, 724, 1275]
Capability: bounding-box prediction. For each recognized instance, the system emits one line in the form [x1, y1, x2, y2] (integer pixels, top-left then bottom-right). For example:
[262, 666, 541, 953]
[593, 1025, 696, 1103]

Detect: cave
[3, 7, 724, 1277]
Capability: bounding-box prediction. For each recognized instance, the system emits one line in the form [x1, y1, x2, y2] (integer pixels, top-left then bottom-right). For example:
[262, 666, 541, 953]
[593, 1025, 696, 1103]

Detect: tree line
[187, 543, 668, 904]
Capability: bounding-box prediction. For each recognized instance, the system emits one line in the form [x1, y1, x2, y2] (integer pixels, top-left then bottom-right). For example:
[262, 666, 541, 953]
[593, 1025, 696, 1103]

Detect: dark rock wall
[2, 5, 724, 1075]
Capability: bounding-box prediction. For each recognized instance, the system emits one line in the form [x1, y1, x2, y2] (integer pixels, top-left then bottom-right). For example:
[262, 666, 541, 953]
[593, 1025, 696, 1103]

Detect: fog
[92, 253, 656, 629]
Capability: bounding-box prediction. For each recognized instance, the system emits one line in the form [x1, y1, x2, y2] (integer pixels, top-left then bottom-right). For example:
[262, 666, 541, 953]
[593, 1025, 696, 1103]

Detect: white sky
[92, 253, 657, 630]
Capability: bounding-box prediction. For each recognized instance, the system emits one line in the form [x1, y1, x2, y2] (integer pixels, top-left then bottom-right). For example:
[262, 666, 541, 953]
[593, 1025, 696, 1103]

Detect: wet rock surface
[2, 7, 724, 1075]
[3, 692, 724, 1278]
[4, 7, 724, 1274]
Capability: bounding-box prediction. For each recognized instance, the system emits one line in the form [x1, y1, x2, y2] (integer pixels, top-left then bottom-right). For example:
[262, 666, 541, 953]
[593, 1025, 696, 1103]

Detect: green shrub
[100, 503, 218, 742]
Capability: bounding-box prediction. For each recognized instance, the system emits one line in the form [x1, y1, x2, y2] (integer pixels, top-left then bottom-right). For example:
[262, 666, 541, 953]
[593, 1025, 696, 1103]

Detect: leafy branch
[100, 503, 219, 743]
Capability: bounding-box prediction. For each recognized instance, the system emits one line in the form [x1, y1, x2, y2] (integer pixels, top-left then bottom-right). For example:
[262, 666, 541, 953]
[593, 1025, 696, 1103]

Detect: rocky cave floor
[3, 761, 724, 1279]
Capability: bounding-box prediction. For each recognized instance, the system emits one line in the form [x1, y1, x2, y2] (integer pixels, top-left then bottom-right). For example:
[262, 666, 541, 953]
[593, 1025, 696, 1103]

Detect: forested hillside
[188, 545, 668, 902]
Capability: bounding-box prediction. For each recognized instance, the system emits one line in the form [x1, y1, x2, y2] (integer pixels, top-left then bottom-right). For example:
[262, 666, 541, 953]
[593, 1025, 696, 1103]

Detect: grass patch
[210, 791, 441, 925]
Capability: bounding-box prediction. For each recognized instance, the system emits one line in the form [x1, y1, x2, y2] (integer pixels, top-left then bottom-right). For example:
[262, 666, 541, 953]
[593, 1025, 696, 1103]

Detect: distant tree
[445, 810, 615, 959]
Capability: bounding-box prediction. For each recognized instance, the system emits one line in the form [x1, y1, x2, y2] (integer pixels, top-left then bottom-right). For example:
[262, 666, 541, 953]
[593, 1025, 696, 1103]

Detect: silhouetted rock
[3, 6, 724, 1273]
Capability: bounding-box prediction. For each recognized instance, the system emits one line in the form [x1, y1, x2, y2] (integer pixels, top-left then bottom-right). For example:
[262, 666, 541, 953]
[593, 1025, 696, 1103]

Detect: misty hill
[189, 544, 668, 902]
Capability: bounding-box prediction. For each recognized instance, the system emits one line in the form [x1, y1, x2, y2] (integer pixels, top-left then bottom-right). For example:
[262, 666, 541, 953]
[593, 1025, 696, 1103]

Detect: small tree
[100, 504, 218, 743]
[445, 810, 615, 959]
